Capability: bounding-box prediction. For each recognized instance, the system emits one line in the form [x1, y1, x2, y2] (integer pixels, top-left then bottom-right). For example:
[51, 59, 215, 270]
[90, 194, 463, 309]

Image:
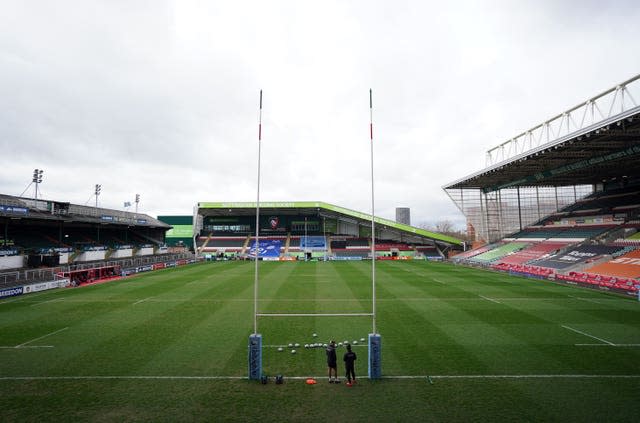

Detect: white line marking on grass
[257, 313, 373, 317]
[432, 278, 447, 284]
[14, 327, 69, 348]
[568, 295, 601, 305]
[30, 298, 65, 307]
[0, 345, 54, 349]
[382, 374, 640, 380]
[575, 344, 640, 347]
[133, 297, 153, 305]
[562, 325, 615, 346]
[0, 376, 247, 381]
[479, 295, 501, 304]
[1, 374, 639, 381]
[0, 291, 55, 304]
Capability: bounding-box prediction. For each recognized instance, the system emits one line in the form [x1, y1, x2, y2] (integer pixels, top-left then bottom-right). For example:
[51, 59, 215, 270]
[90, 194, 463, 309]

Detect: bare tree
[419, 220, 470, 242]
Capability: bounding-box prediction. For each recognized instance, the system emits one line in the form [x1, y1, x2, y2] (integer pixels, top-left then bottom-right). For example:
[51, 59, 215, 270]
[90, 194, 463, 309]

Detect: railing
[486, 74, 640, 166]
[0, 252, 194, 289]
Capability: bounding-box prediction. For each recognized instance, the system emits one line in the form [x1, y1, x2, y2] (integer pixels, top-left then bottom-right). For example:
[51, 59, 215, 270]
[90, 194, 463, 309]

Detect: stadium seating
[374, 242, 413, 251]
[494, 241, 568, 266]
[530, 244, 623, 270]
[452, 244, 496, 261]
[198, 236, 247, 253]
[468, 242, 528, 263]
[581, 248, 640, 279]
[415, 245, 440, 257]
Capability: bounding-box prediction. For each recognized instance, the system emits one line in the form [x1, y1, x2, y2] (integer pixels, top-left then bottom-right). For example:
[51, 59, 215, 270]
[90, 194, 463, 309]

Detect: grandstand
[445, 74, 640, 295]
[0, 193, 192, 290]
[193, 201, 462, 260]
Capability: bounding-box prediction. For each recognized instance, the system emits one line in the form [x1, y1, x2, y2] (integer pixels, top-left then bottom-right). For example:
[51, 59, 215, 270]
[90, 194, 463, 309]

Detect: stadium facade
[0, 193, 195, 289]
[444, 74, 640, 243]
[193, 201, 462, 259]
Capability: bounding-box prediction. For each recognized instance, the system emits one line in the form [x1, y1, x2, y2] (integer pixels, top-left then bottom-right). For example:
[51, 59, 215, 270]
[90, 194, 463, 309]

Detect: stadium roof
[0, 193, 170, 228]
[197, 201, 462, 246]
[444, 74, 640, 193]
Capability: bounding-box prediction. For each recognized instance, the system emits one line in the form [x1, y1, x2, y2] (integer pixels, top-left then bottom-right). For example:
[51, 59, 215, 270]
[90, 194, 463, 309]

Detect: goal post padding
[248, 334, 262, 380]
[368, 333, 381, 379]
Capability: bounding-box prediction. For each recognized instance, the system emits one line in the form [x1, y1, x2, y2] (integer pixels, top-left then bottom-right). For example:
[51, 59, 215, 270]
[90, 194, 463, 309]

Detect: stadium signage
[611, 257, 640, 266]
[0, 287, 23, 298]
[0, 205, 28, 215]
[558, 251, 598, 262]
[136, 265, 154, 273]
[23, 280, 69, 294]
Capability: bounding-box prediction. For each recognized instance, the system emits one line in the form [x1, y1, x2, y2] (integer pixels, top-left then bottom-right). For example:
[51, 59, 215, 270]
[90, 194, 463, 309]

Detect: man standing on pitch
[344, 344, 357, 386]
[326, 340, 339, 383]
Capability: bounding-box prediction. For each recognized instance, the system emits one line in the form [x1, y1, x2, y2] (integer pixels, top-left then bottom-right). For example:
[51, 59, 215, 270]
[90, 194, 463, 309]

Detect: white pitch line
[382, 374, 640, 380]
[15, 327, 69, 348]
[568, 295, 601, 305]
[479, 295, 501, 304]
[575, 344, 640, 347]
[0, 291, 55, 304]
[30, 298, 65, 307]
[562, 325, 615, 346]
[257, 313, 373, 317]
[133, 297, 153, 305]
[0, 374, 639, 382]
[432, 278, 447, 284]
[0, 345, 54, 349]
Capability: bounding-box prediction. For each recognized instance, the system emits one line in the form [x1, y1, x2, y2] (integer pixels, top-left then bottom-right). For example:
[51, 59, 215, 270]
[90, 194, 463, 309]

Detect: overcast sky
[2, 0, 640, 229]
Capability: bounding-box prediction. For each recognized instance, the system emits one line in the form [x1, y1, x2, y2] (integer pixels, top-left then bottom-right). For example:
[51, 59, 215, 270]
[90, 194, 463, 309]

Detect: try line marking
[568, 295, 601, 305]
[479, 295, 501, 304]
[0, 327, 68, 349]
[562, 325, 619, 346]
[1, 374, 639, 381]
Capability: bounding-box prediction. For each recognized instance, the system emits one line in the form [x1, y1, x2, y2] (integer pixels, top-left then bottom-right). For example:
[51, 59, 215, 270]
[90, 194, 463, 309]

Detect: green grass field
[2, 260, 640, 422]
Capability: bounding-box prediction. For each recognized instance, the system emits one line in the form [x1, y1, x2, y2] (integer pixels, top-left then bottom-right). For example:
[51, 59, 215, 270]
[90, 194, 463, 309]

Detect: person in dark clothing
[343, 344, 357, 386]
[326, 340, 338, 383]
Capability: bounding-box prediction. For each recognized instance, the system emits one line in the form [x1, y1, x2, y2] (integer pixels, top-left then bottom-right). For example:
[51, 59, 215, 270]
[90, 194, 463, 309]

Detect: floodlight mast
[253, 89, 263, 335]
[369, 88, 377, 335]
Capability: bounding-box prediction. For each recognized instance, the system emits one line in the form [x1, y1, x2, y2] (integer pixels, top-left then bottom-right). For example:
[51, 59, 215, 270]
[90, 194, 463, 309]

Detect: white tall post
[254, 89, 263, 335]
[369, 88, 377, 335]
[304, 216, 308, 261]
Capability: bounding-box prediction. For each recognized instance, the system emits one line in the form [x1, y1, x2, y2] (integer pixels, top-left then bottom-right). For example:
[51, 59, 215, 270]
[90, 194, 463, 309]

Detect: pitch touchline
[1, 374, 639, 381]
[14, 327, 69, 349]
[561, 325, 615, 346]
[479, 295, 501, 304]
[0, 291, 55, 304]
[0, 345, 54, 349]
[16, 297, 621, 304]
[257, 313, 374, 317]
[568, 295, 602, 304]
[1, 328, 66, 349]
